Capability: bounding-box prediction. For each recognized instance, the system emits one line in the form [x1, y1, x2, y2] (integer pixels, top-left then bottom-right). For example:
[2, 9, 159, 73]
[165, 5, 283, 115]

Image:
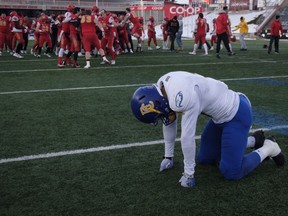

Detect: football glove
[159, 157, 174, 172]
[179, 173, 196, 188]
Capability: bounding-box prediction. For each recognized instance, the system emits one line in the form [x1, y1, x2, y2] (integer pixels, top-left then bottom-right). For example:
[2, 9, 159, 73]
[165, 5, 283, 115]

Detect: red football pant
[101, 33, 115, 60]
[0, 32, 12, 51]
[82, 33, 102, 52]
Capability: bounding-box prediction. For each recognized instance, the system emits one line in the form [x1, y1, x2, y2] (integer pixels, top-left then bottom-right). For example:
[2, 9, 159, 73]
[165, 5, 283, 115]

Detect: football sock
[255, 142, 272, 162]
[58, 48, 64, 57]
[193, 44, 198, 52]
[203, 44, 208, 54]
[58, 57, 62, 64]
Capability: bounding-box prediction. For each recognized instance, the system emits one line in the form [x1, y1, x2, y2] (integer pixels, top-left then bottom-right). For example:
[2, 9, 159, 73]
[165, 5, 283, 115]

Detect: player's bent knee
[219, 164, 242, 180]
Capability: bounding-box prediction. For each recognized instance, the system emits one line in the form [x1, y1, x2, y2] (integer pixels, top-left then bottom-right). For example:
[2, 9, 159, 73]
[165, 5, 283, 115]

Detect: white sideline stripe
[0, 55, 194, 64]
[1, 126, 288, 165]
[0, 61, 272, 74]
[1, 75, 288, 95]
[0, 84, 148, 95]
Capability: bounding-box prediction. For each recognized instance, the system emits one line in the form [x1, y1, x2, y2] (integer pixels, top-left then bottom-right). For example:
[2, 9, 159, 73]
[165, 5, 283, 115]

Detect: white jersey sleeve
[63, 12, 72, 23]
[11, 15, 19, 22]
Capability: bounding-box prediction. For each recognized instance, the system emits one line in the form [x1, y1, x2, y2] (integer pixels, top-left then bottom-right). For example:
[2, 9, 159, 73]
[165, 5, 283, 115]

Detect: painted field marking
[1, 126, 288, 165]
[0, 61, 274, 74]
[1, 75, 288, 95]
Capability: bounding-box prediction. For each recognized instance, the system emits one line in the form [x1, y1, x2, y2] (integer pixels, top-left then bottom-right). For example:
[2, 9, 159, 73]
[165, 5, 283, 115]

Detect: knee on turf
[219, 163, 242, 180]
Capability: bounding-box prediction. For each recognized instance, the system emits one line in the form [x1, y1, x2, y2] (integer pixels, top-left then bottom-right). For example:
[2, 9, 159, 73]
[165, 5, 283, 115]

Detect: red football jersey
[126, 12, 139, 25]
[196, 17, 206, 35]
[0, 16, 10, 33]
[81, 15, 97, 34]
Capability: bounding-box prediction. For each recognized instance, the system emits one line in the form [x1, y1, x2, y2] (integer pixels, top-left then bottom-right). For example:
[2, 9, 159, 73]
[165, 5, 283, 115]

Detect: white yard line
[0, 61, 272, 74]
[1, 75, 288, 95]
[1, 126, 288, 164]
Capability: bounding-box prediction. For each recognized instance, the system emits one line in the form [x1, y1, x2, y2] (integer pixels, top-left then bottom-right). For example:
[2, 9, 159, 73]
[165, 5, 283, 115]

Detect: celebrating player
[35, 15, 52, 58]
[80, 7, 110, 68]
[57, 4, 74, 67]
[99, 9, 119, 65]
[10, 11, 25, 58]
[161, 17, 169, 50]
[189, 13, 208, 55]
[122, 8, 144, 52]
[147, 16, 160, 50]
[117, 15, 133, 54]
[0, 12, 12, 56]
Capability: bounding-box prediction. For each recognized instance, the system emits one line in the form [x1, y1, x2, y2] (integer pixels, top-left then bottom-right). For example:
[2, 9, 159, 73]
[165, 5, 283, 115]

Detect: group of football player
[0, 4, 170, 68]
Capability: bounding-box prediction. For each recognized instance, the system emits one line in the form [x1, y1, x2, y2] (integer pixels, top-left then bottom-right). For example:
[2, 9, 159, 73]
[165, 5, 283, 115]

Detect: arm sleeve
[233, 24, 240, 31]
[162, 117, 177, 158]
[180, 106, 199, 176]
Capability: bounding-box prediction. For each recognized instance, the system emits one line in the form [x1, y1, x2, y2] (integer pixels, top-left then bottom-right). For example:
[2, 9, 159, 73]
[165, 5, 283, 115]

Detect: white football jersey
[156, 71, 240, 176]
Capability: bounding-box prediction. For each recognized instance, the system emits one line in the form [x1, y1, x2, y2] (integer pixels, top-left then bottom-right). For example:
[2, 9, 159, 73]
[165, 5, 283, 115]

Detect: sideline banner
[130, 5, 203, 19]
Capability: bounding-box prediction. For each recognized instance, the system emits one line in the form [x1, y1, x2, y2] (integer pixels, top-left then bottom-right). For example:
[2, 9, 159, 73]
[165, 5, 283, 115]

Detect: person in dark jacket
[268, 15, 283, 54]
[166, 16, 179, 51]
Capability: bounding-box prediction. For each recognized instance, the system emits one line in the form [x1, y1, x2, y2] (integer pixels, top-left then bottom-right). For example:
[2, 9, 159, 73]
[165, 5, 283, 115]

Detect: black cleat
[266, 136, 285, 167]
[252, 130, 265, 149]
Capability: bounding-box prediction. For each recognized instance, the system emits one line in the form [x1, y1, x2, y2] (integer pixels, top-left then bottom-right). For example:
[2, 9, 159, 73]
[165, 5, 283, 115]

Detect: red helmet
[10, 11, 17, 17]
[67, 4, 75, 12]
[149, 16, 154, 22]
[92, 5, 99, 13]
[41, 15, 48, 22]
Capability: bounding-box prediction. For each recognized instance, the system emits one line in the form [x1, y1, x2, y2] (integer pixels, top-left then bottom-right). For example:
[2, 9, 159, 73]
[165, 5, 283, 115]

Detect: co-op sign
[130, 5, 203, 18]
[169, 6, 202, 15]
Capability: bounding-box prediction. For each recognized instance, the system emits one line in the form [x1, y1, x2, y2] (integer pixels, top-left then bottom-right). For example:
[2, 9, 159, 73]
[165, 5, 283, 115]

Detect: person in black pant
[166, 16, 179, 51]
[50, 14, 58, 54]
[22, 16, 30, 54]
[215, 6, 235, 58]
[268, 15, 283, 54]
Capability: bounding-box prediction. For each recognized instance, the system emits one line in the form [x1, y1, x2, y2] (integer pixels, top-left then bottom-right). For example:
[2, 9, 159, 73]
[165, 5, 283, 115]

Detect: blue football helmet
[130, 85, 176, 126]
